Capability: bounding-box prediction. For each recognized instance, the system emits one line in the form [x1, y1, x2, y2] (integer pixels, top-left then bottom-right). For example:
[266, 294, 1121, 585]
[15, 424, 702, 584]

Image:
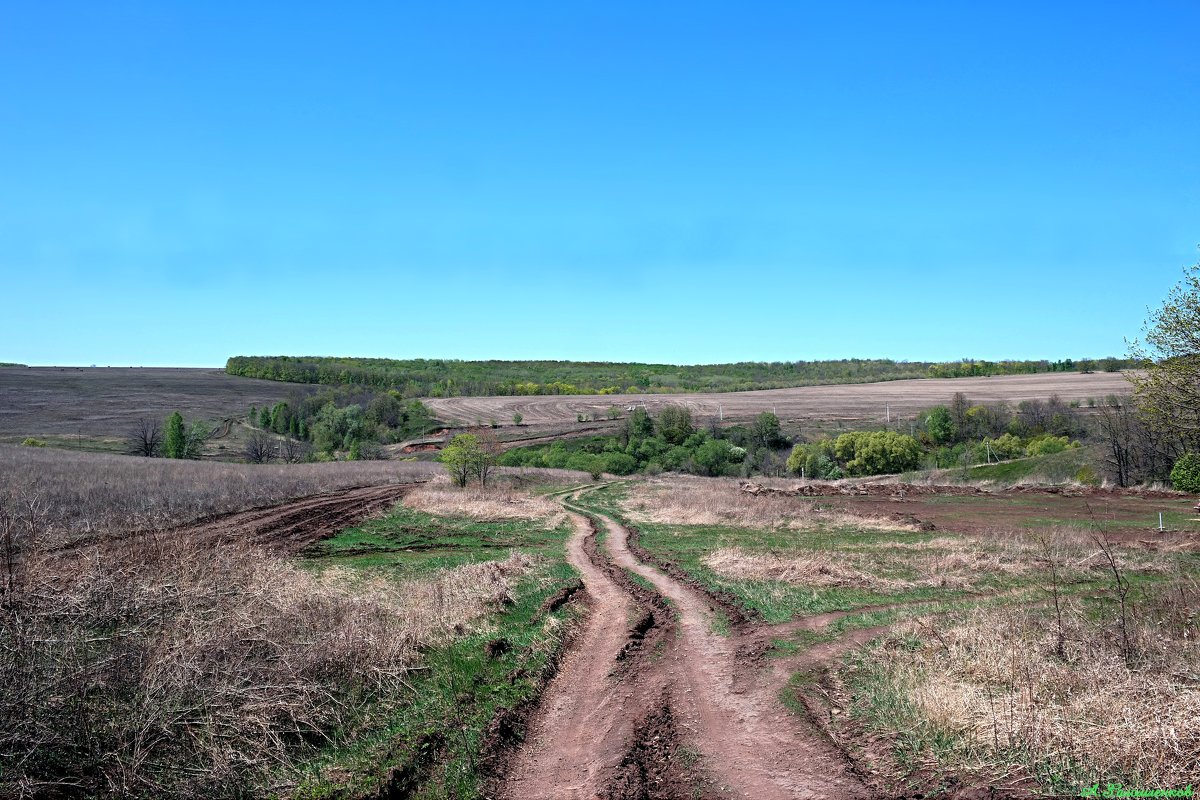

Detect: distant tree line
[225, 354, 1134, 398]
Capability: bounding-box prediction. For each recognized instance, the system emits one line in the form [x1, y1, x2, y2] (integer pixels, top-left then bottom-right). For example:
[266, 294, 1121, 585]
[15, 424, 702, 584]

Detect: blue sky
[1, 1, 1197, 367]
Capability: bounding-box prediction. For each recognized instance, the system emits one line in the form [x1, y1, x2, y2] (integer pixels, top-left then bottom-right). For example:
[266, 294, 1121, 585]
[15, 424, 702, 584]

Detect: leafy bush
[834, 431, 922, 476]
[20, 438, 46, 447]
[1024, 435, 1073, 457]
[1075, 465, 1101, 487]
[601, 452, 638, 475]
[1170, 453, 1200, 493]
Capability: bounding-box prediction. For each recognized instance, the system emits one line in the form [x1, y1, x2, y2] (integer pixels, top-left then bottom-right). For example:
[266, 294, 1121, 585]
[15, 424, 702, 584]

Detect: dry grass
[403, 474, 566, 525]
[702, 544, 1034, 591]
[0, 526, 533, 798]
[0, 443, 437, 542]
[620, 475, 918, 532]
[702, 529, 1172, 592]
[857, 584, 1200, 788]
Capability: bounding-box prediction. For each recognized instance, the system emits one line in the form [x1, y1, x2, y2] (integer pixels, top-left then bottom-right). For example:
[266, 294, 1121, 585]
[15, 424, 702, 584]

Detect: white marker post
[1159, 512, 1165, 532]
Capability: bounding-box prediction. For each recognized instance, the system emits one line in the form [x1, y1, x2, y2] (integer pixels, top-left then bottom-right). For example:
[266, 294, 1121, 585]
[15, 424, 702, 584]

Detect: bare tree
[280, 437, 312, 464]
[1095, 395, 1178, 486]
[126, 418, 163, 457]
[244, 431, 276, 464]
[475, 429, 501, 487]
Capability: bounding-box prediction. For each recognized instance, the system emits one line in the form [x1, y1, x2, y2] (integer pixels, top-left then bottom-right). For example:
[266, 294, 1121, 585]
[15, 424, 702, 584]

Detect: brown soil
[426, 372, 1132, 428]
[179, 483, 421, 552]
[499, 501, 682, 799]
[499, 491, 872, 799]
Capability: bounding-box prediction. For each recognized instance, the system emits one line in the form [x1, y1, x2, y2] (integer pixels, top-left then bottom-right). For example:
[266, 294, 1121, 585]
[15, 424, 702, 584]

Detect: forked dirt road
[500, 488, 868, 799]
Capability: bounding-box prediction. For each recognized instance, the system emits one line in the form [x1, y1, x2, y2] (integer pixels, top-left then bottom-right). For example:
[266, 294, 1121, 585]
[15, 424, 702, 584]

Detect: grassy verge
[833, 578, 1200, 794]
[289, 504, 579, 799]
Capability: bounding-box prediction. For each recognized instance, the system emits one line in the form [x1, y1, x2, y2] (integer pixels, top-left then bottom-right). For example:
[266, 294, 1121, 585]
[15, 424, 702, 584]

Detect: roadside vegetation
[575, 476, 1198, 793]
[837, 579, 1199, 792]
[0, 446, 581, 799]
[226, 355, 1130, 397]
[290, 484, 579, 799]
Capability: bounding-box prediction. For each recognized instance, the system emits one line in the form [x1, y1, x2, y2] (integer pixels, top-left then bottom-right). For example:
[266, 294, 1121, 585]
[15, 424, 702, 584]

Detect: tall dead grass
[621, 476, 917, 532]
[859, 584, 1200, 787]
[0, 443, 436, 543]
[403, 475, 566, 524]
[703, 544, 1034, 591]
[0, 489, 532, 798]
[702, 529, 1172, 592]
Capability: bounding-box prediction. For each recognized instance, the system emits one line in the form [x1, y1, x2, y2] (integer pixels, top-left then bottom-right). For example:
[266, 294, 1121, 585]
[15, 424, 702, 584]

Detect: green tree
[786, 439, 838, 478]
[623, 407, 654, 444]
[925, 406, 954, 445]
[440, 434, 481, 487]
[270, 402, 291, 434]
[833, 431, 922, 476]
[1130, 261, 1200, 452]
[512, 412, 523, 426]
[164, 412, 186, 459]
[1170, 453, 1200, 493]
[439, 433, 496, 486]
[184, 421, 211, 459]
[751, 412, 782, 450]
[258, 407, 271, 428]
[656, 405, 694, 445]
[694, 439, 734, 476]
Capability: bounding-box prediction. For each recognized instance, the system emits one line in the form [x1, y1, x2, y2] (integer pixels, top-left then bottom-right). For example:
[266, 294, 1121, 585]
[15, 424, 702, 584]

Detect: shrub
[601, 452, 638, 476]
[20, 438, 46, 447]
[1075, 465, 1101, 486]
[1024, 434, 1072, 457]
[833, 431, 922, 476]
[1170, 453, 1200, 493]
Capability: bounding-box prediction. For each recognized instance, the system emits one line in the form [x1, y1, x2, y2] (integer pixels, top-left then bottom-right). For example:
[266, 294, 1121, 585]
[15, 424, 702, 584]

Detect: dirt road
[500, 489, 869, 799]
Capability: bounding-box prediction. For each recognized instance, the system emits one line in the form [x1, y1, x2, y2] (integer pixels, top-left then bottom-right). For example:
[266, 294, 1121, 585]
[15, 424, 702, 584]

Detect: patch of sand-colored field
[425, 371, 1133, 428]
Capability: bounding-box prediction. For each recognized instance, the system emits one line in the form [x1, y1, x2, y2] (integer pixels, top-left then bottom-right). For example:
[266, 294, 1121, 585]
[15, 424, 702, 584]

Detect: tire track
[502, 488, 870, 799]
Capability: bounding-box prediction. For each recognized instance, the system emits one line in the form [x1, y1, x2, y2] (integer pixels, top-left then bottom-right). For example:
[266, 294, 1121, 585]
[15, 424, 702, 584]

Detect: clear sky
[2, 1, 1197, 367]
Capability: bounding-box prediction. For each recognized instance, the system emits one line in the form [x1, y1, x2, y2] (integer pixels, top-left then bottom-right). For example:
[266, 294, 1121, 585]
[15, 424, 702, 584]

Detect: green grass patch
[304, 504, 567, 579]
[289, 503, 579, 799]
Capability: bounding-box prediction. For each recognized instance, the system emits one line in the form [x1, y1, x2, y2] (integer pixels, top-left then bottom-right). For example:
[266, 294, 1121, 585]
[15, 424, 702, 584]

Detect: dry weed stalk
[0, 484, 533, 798]
[621, 476, 918, 532]
[867, 585, 1200, 787]
[403, 475, 565, 524]
[0, 443, 437, 544]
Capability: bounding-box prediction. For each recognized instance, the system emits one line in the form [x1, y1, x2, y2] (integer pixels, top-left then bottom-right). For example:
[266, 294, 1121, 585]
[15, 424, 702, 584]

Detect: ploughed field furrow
[185, 483, 417, 552]
[425, 371, 1131, 427]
